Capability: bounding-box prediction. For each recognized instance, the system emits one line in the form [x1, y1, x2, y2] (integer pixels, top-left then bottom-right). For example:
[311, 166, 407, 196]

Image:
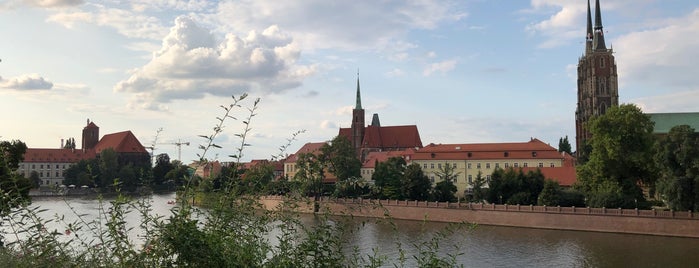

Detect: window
[504, 152, 509, 157]
[40, 164, 44, 169]
[477, 163, 481, 169]
[495, 163, 500, 168]
[486, 175, 491, 182]
[538, 163, 544, 168]
[468, 175, 472, 183]
[486, 163, 491, 169]
[56, 172, 59, 177]
[532, 152, 537, 157]
[423, 164, 427, 169]
[523, 163, 528, 167]
[550, 163, 555, 167]
[438, 163, 442, 169]
[32, 164, 35, 169]
[430, 163, 435, 169]
[452, 163, 457, 168]
[514, 163, 519, 168]
[40, 172, 44, 177]
[467, 163, 472, 169]
[454, 177, 458, 183]
[56, 164, 59, 169]
[505, 163, 510, 168]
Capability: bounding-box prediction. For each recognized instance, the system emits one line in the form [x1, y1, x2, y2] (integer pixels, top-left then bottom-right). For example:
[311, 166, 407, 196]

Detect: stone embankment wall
[259, 196, 699, 238]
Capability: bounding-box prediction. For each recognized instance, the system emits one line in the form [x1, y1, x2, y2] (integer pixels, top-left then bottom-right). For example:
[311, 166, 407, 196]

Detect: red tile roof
[339, 125, 423, 150]
[93, 131, 148, 154]
[411, 138, 565, 161]
[22, 148, 96, 163]
[362, 150, 412, 168]
[521, 166, 577, 187]
[285, 142, 327, 162]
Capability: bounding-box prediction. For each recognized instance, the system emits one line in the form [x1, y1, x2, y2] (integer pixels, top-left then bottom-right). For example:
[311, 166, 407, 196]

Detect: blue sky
[2, 0, 698, 163]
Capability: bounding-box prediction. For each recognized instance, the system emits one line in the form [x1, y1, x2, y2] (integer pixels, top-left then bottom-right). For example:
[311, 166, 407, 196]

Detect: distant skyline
[2, 0, 698, 163]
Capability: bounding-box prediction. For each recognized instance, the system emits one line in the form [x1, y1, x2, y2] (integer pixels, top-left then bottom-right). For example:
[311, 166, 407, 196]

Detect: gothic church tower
[351, 74, 366, 152]
[575, 0, 619, 157]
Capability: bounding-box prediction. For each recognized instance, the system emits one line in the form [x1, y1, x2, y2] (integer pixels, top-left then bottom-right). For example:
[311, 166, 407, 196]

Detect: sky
[1, 0, 698, 163]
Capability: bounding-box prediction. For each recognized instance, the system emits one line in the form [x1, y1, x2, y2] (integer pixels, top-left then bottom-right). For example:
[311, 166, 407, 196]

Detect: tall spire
[593, 0, 607, 50]
[585, 0, 593, 53]
[355, 70, 362, 109]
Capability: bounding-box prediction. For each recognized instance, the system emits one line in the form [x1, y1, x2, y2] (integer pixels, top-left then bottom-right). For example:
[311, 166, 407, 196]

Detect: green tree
[487, 168, 544, 205]
[63, 137, 76, 149]
[98, 148, 119, 189]
[29, 171, 40, 188]
[537, 179, 561, 206]
[576, 104, 657, 208]
[558, 136, 572, 155]
[321, 136, 361, 182]
[431, 162, 459, 202]
[470, 171, 487, 202]
[242, 162, 275, 194]
[153, 153, 174, 185]
[371, 157, 406, 199]
[655, 125, 699, 211]
[401, 163, 431, 201]
[0, 140, 31, 214]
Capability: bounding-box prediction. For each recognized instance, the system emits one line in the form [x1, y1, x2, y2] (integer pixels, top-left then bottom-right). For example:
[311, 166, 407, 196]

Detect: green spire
[355, 71, 362, 109]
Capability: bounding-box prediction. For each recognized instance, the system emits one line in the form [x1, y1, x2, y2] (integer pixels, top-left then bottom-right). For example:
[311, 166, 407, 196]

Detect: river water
[4, 193, 699, 267]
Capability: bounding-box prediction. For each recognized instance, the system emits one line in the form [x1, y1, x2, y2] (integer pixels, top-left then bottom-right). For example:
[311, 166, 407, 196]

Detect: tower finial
[593, 0, 607, 50]
[355, 70, 362, 109]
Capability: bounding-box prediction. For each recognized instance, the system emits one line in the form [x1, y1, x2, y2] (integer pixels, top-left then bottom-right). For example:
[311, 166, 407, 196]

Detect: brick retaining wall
[259, 196, 699, 238]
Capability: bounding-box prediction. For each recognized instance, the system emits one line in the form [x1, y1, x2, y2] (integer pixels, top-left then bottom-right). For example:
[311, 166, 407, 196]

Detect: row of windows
[20, 171, 65, 178]
[21, 164, 69, 170]
[361, 169, 374, 176]
[422, 162, 555, 170]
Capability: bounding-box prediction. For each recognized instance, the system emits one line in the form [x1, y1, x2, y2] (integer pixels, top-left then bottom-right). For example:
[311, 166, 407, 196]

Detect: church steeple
[592, 0, 607, 51]
[585, 0, 593, 53]
[355, 72, 362, 109]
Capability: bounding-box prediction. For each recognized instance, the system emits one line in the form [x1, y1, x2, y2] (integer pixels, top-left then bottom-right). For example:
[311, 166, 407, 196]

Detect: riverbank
[259, 196, 699, 238]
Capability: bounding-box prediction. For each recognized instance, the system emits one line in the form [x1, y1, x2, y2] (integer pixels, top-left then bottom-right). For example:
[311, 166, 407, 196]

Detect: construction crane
[157, 139, 190, 162]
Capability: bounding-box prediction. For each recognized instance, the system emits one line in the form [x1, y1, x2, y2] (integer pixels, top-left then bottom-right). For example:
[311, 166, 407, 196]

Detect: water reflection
[4, 195, 699, 267]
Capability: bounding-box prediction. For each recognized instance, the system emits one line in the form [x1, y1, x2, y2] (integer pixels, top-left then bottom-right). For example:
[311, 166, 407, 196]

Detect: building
[575, 0, 619, 156]
[17, 119, 150, 186]
[283, 142, 338, 183]
[360, 150, 413, 181]
[338, 75, 423, 162]
[406, 138, 575, 197]
[647, 112, 699, 136]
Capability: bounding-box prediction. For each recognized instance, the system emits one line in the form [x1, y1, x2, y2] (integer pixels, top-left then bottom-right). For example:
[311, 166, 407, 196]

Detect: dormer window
[532, 152, 537, 157]
[504, 152, 509, 157]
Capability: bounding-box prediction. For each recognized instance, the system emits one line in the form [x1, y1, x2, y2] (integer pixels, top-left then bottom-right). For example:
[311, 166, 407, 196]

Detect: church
[338, 76, 423, 162]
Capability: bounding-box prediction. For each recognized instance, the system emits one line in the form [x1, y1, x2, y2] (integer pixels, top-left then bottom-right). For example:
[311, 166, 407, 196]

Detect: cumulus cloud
[524, 1, 586, 48]
[114, 16, 314, 110]
[385, 68, 405, 77]
[320, 120, 337, 129]
[0, 0, 83, 9]
[0, 74, 53, 90]
[423, 59, 457, 76]
[614, 9, 699, 91]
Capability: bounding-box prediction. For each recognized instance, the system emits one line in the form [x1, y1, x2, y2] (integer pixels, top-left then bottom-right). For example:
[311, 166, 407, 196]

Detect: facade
[18, 120, 150, 186]
[575, 0, 619, 156]
[360, 138, 575, 198]
[283, 142, 338, 183]
[338, 76, 423, 162]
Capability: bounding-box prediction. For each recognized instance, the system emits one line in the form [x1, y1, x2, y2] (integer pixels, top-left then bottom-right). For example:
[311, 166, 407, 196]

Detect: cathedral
[338, 76, 423, 162]
[575, 0, 619, 157]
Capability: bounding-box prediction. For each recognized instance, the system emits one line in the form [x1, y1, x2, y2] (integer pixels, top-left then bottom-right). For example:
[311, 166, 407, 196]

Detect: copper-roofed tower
[575, 0, 619, 159]
[351, 73, 366, 152]
[82, 119, 100, 151]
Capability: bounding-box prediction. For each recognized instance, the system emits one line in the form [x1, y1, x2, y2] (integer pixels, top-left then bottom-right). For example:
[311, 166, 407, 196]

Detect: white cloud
[386, 68, 405, 77]
[614, 9, 699, 92]
[423, 59, 457, 76]
[47, 7, 168, 40]
[114, 16, 314, 110]
[0, 74, 53, 90]
[211, 1, 465, 51]
[630, 90, 699, 113]
[320, 120, 337, 129]
[335, 105, 353, 116]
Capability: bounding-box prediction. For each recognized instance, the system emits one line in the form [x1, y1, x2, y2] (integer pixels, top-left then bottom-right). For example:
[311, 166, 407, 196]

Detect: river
[4, 193, 699, 267]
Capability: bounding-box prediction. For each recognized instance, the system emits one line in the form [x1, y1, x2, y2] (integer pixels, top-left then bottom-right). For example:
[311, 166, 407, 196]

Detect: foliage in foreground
[0, 94, 471, 267]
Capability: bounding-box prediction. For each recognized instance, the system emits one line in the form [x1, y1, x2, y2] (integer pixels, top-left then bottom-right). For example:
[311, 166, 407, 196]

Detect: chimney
[61, 138, 64, 148]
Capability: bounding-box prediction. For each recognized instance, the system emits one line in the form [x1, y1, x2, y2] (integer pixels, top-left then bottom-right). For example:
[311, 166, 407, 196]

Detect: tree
[321, 136, 361, 182]
[431, 162, 459, 202]
[29, 171, 40, 188]
[486, 168, 544, 205]
[153, 153, 174, 185]
[576, 104, 657, 208]
[470, 171, 487, 202]
[98, 148, 120, 189]
[242, 162, 275, 194]
[401, 163, 431, 201]
[537, 179, 561, 206]
[0, 140, 31, 214]
[655, 125, 699, 211]
[293, 153, 325, 197]
[558, 136, 572, 155]
[371, 157, 406, 199]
